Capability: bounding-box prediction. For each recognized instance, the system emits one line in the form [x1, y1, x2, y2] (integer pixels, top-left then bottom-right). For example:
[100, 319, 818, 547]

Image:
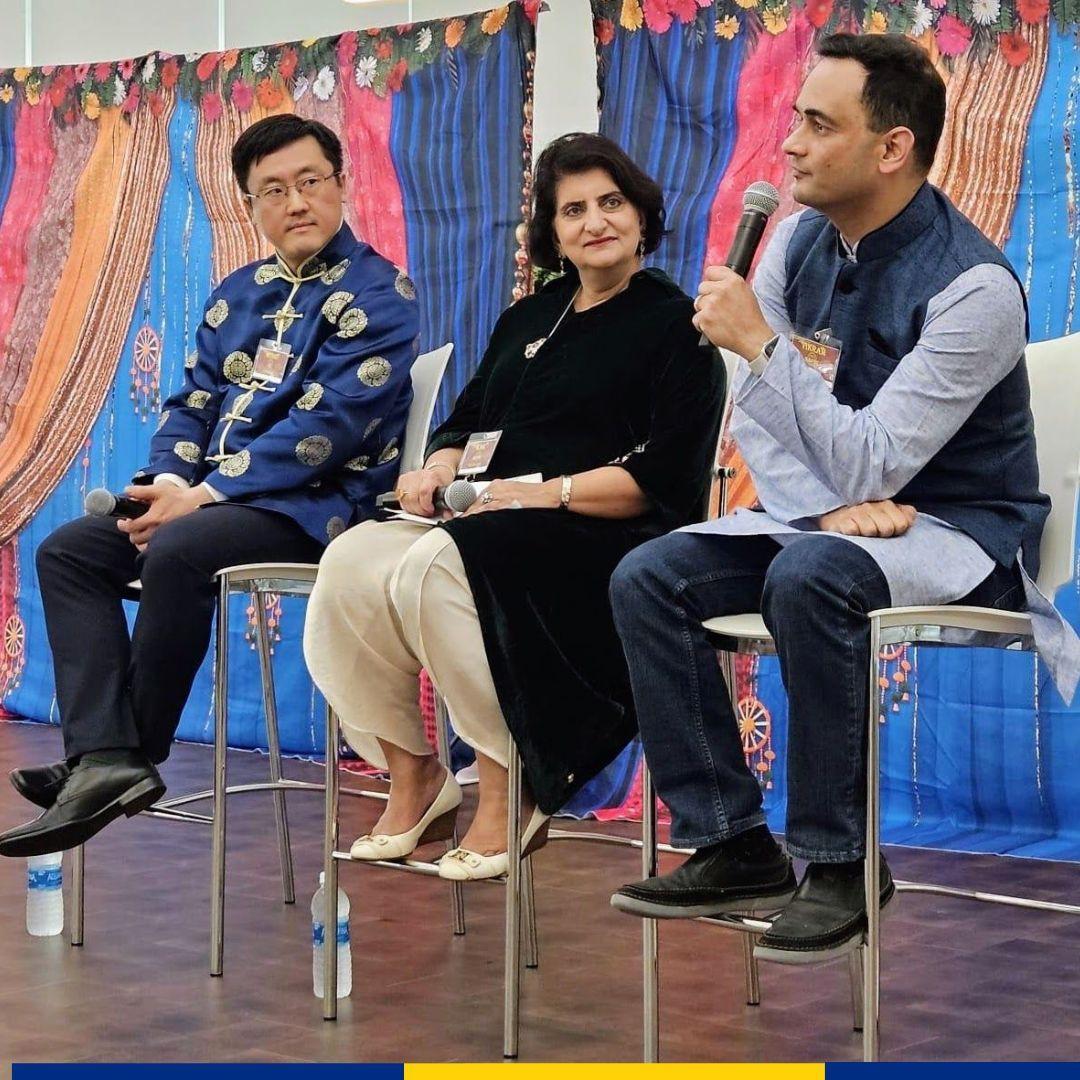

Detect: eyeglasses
[245, 172, 340, 208]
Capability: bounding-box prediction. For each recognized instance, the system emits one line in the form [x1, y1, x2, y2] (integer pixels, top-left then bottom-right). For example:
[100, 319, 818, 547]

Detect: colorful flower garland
[0, 1, 541, 124]
[593, 0, 1052, 65]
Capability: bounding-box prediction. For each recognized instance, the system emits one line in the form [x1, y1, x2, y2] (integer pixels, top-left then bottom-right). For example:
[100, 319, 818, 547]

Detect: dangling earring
[559, 253, 567, 275]
[637, 238, 646, 259]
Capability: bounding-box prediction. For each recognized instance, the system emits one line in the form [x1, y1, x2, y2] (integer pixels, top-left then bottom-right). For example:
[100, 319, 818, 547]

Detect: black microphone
[84, 488, 150, 519]
[699, 181, 782, 347]
[725, 180, 781, 278]
[376, 478, 479, 515]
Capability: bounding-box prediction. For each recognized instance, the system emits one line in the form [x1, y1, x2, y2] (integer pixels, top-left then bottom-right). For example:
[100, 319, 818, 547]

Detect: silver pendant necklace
[524, 287, 581, 359]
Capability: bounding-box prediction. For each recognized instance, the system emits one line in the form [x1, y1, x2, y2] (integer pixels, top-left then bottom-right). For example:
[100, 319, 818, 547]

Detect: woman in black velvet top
[304, 133, 725, 880]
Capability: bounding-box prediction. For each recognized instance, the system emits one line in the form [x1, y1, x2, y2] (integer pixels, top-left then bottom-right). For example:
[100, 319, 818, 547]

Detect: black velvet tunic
[427, 268, 726, 813]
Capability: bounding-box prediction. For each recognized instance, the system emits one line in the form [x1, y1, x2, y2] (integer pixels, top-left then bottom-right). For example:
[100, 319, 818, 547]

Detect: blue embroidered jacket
[140, 223, 419, 545]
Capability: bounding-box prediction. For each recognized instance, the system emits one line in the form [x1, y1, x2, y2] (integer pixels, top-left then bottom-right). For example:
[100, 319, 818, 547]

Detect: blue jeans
[610, 532, 1024, 861]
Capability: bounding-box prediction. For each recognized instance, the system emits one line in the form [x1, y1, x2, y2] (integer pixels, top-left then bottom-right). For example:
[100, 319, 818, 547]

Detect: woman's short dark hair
[817, 33, 946, 175]
[231, 115, 344, 193]
[528, 133, 666, 271]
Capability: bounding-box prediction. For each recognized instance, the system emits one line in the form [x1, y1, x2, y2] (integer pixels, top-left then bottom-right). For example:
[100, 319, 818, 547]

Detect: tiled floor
[0, 719, 1078, 1063]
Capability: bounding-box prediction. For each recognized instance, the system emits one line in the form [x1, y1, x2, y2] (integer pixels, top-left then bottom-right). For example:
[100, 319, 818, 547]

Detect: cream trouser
[303, 519, 511, 770]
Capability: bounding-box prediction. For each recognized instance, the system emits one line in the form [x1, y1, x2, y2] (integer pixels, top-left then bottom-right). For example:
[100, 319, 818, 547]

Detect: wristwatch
[559, 474, 573, 510]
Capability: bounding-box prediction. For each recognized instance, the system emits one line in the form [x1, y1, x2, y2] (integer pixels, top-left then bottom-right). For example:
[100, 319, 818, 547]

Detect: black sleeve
[617, 305, 727, 523]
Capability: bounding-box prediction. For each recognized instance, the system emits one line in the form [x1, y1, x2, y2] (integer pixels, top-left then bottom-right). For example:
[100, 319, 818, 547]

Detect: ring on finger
[480, 491, 494, 504]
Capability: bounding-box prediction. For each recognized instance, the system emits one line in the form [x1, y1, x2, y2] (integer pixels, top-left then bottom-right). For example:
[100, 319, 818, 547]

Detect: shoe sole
[610, 885, 797, 920]
[0, 777, 166, 859]
[753, 887, 897, 966]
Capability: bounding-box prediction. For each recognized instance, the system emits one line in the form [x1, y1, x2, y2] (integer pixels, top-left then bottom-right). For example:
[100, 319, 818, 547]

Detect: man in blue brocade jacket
[0, 115, 419, 858]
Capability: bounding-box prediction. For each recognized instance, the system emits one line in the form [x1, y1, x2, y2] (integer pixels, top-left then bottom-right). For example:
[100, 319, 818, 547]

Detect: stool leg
[503, 741, 523, 1059]
[741, 934, 761, 1005]
[522, 856, 539, 969]
[642, 760, 659, 1063]
[433, 691, 465, 936]
[863, 617, 883, 1061]
[323, 702, 341, 1021]
[850, 948, 865, 1031]
[210, 576, 229, 977]
[253, 589, 295, 905]
[70, 844, 85, 947]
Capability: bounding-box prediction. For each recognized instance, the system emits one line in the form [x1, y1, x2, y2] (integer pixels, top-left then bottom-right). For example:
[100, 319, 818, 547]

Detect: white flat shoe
[350, 768, 462, 861]
[437, 807, 550, 881]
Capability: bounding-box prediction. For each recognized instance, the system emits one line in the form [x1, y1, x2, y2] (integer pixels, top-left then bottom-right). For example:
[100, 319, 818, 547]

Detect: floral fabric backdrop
[0, 4, 537, 757]
[569, 0, 1080, 860]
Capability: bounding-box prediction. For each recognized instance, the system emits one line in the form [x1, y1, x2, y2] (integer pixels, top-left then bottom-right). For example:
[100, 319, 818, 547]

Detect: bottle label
[28, 867, 62, 891]
[312, 921, 325, 947]
[336, 920, 350, 946]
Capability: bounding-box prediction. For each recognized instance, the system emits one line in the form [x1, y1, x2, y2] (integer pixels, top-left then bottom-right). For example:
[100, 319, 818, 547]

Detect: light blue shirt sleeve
[735, 261, 1028, 505]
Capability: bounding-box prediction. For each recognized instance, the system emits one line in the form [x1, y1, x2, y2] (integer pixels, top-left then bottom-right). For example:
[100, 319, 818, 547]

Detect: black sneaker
[754, 855, 896, 965]
[611, 827, 797, 919]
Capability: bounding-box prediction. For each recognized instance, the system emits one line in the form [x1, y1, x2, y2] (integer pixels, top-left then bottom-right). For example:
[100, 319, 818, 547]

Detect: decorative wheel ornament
[4, 613, 24, 658]
[738, 696, 770, 753]
[130, 324, 162, 422]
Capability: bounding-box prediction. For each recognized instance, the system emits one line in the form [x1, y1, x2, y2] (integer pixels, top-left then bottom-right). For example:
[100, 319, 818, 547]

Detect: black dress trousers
[35, 504, 323, 764]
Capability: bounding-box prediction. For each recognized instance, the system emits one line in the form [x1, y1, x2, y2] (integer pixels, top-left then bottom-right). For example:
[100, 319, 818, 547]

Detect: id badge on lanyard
[458, 430, 503, 477]
[251, 338, 293, 385]
[789, 328, 843, 385]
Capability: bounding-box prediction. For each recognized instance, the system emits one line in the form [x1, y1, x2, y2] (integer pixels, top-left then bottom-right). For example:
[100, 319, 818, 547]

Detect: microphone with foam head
[84, 488, 150, 519]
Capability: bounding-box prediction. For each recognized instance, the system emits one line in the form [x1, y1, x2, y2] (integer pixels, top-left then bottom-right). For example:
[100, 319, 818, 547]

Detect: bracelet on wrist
[427, 462, 457, 481]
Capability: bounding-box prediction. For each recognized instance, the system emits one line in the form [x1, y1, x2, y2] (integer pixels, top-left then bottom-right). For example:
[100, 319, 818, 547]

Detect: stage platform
[1, 720, 1079, 1063]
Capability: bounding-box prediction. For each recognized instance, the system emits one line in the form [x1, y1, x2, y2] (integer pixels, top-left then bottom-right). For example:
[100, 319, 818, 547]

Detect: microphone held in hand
[699, 181, 782, 347]
[434, 479, 479, 513]
[84, 488, 150, 519]
[725, 180, 781, 279]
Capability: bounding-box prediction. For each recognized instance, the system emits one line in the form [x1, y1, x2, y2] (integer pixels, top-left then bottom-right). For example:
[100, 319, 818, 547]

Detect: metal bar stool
[321, 690, 540, 1058]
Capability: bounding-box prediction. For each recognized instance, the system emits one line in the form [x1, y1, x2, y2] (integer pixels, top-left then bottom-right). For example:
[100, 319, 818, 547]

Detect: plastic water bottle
[311, 872, 351, 998]
[26, 853, 63, 937]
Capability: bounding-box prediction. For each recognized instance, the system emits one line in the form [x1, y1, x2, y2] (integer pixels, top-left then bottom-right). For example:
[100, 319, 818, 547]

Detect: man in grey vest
[609, 32, 1079, 963]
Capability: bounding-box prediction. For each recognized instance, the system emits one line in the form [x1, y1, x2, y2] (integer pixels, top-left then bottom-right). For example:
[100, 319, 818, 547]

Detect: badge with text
[790, 331, 842, 385]
[252, 338, 293, 384]
[458, 430, 503, 476]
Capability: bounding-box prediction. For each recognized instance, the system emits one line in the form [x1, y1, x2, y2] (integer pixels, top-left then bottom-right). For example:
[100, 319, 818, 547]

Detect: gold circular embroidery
[219, 449, 251, 478]
[296, 435, 332, 467]
[302, 259, 327, 278]
[394, 272, 417, 301]
[296, 383, 324, 411]
[344, 455, 369, 472]
[326, 516, 347, 540]
[377, 439, 399, 465]
[186, 390, 211, 409]
[321, 291, 355, 326]
[223, 351, 254, 384]
[357, 357, 391, 388]
[184, 350, 199, 370]
[321, 259, 350, 285]
[232, 389, 256, 415]
[337, 308, 368, 339]
[254, 264, 280, 286]
[206, 299, 229, 328]
[363, 417, 382, 439]
[156, 410, 171, 431]
[173, 441, 202, 464]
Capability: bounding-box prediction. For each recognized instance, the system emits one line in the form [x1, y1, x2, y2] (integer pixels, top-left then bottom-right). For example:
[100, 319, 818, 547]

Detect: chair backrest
[1026, 333, 1080, 594]
[400, 343, 454, 473]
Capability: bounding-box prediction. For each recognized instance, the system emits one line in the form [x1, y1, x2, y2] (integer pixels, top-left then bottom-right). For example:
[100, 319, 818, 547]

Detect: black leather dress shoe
[754, 856, 896, 965]
[611, 829, 797, 919]
[10, 759, 73, 810]
[0, 751, 165, 858]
